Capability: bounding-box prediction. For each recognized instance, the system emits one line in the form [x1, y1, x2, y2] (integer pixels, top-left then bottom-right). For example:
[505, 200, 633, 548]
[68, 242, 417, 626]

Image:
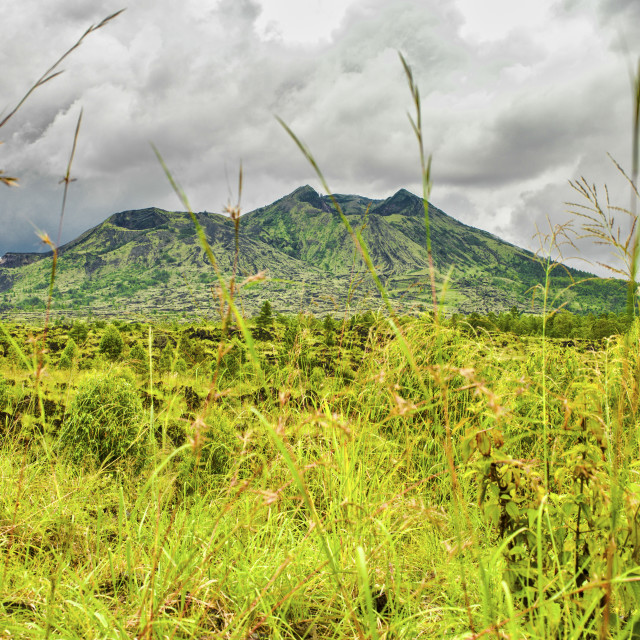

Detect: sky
[1, 0, 639, 276]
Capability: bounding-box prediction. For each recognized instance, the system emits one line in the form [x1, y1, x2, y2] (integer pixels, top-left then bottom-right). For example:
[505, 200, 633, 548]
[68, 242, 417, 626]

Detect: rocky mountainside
[0, 185, 627, 318]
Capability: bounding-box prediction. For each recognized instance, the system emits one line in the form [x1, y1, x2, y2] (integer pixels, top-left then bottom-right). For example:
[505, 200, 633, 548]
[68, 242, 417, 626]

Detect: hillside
[0, 185, 627, 318]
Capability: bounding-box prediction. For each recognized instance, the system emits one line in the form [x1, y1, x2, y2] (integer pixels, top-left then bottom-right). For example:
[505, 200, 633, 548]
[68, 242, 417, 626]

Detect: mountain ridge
[0, 185, 627, 317]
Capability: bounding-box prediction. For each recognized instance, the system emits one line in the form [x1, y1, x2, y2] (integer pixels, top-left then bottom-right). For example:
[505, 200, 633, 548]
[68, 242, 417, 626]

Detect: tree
[549, 311, 575, 338]
[157, 342, 174, 373]
[590, 313, 619, 340]
[255, 300, 274, 340]
[323, 315, 336, 347]
[129, 342, 149, 374]
[59, 338, 78, 369]
[99, 324, 124, 360]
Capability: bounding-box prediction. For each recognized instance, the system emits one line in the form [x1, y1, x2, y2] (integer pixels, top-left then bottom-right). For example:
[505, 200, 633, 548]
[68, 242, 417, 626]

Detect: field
[2, 18, 640, 636]
[1, 309, 640, 639]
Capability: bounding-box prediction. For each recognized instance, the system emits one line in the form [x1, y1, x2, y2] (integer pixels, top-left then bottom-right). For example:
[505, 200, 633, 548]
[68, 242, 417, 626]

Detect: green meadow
[2, 13, 640, 637]
[1, 306, 640, 639]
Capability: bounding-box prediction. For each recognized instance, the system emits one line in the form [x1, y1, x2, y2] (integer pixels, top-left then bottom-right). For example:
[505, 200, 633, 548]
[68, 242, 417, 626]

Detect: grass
[0, 312, 639, 638]
[2, 13, 640, 637]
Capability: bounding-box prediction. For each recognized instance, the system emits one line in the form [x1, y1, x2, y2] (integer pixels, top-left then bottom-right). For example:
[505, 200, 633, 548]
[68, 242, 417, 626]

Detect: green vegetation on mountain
[0, 186, 627, 319]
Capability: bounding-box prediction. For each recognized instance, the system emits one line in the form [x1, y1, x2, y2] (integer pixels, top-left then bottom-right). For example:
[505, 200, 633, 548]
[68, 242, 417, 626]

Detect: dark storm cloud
[435, 70, 626, 187]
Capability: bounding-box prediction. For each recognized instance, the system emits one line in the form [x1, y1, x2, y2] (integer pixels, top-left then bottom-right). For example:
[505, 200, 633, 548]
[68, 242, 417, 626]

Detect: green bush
[59, 352, 72, 370]
[337, 364, 356, 384]
[59, 338, 78, 369]
[0, 375, 8, 411]
[217, 340, 245, 379]
[157, 342, 174, 373]
[129, 342, 149, 374]
[69, 321, 89, 344]
[309, 366, 325, 389]
[176, 407, 237, 492]
[59, 369, 147, 470]
[99, 324, 124, 360]
[178, 332, 205, 364]
[175, 357, 187, 375]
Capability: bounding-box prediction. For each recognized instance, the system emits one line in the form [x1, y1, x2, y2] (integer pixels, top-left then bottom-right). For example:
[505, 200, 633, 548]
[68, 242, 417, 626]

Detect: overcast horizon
[1, 0, 639, 277]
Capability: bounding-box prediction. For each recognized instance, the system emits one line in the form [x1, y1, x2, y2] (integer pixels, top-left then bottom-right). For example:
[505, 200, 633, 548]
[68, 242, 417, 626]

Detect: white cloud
[254, 0, 358, 43]
[454, 0, 556, 42]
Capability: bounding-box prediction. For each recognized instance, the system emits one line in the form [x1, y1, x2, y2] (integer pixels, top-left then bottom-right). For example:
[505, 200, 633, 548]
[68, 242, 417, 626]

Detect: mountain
[0, 186, 627, 318]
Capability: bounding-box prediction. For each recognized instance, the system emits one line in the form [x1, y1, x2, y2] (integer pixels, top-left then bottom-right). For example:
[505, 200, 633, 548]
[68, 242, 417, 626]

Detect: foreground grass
[1, 316, 639, 638]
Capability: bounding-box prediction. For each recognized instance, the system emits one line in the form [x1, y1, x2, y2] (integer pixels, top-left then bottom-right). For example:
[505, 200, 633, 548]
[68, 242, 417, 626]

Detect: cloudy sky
[1, 0, 638, 275]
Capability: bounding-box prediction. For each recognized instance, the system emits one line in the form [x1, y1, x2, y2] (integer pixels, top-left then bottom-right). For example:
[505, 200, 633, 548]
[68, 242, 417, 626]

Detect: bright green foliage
[175, 357, 187, 374]
[58, 352, 72, 370]
[59, 338, 78, 369]
[176, 406, 237, 491]
[255, 300, 274, 340]
[0, 374, 7, 410]
[281, 315, 300, 348]
[459, 308, 632, 339]
[99, 324, 124, 360]
[62, 337, 78, 358]
[337, 363, 356, 383]
[157, 342, 174, 373]
[257, 300, 273, 324]
[69, 321, 89, 343]
[129, 342, 148, 374]
[323, 315, 336, 347]
[218, 340, 244, 378]
[177, 332, 205, 364]
[59, 369, 147, 470]
[0, 332, 10, 358]
[309, 366, 325, 389]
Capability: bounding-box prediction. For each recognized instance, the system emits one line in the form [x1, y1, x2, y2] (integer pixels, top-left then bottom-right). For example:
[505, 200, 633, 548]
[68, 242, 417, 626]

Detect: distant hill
[0, 185, 627, 318]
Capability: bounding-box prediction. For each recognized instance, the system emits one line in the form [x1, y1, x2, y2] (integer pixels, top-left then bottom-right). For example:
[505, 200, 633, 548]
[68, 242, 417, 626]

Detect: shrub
[129, 342, 149, 374]
[337, 364, 356, 384]
[99, 324, 124, 360]
[323, 315, 337, 347]
[157, 342, 174, 373]
[59, 352, 72, 370]
[0, 375, 8, 411]
[59, 369, 147, 471]
[175, 357, 187, 374]
[178, 332, 205, 364]
[309, 366, 325, 390]
[59, 338, 78, 369]
[176, 407, 237, 492]
[217, 340, 245, 379]
[69, 321, 89, 344]
[0, 333, 9, 358]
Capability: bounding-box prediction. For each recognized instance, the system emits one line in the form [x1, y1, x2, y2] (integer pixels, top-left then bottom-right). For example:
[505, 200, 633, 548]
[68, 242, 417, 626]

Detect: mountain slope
[0, 186, 627, 318]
